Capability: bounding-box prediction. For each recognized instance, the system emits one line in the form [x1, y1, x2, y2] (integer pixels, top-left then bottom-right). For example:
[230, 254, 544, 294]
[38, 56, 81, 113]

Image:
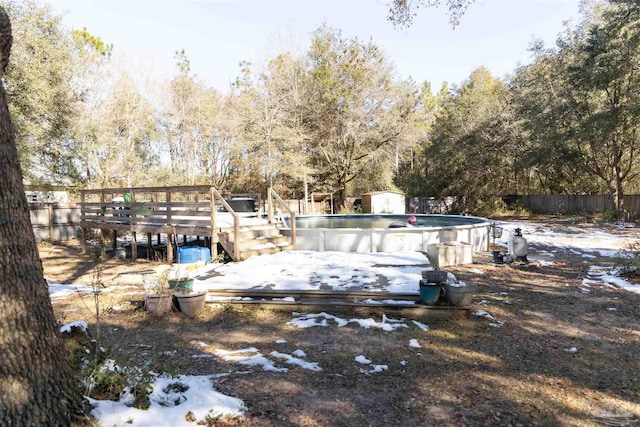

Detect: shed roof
[361, 191, 405, 196]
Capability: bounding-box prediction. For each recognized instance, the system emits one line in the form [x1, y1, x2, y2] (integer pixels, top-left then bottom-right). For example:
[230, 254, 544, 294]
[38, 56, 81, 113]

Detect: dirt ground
[42, 217, 640, 427]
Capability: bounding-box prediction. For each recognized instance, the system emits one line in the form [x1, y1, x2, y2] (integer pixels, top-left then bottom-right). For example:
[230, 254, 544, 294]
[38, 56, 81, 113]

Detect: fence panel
[516, 195, 626, 216]
[29, 204, 81, 242]
[406, 197, 461, 214]
[408, 195, 640, 218]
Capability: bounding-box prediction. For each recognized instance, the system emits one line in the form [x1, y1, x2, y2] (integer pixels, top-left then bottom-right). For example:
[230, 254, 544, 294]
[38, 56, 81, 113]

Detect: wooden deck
[203, 289, 470, 319]
[79, 185, 296, 263]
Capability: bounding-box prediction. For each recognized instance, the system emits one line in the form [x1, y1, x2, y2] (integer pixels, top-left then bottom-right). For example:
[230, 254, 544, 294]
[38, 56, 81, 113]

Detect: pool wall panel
[282, 222, 490, 254]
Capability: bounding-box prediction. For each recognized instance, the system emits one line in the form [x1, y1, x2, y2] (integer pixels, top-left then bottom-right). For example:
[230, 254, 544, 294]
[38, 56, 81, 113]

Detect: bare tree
[388, 0, 475, 28]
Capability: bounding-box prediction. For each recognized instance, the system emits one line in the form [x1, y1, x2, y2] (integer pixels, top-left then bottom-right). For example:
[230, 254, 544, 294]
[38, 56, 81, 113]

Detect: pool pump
[492, 227, 529, 264]
[508, 228, 528, 263]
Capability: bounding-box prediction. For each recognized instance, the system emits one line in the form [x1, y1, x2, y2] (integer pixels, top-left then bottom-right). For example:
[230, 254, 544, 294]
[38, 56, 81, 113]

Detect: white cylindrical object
[508, 233, 514, 255]
[512, 235, 528, 256]
[508, 229, 528, 257]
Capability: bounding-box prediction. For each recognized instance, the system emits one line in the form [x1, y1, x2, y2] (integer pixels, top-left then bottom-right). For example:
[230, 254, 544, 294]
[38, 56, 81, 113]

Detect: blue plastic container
[178, 247, 200, 263]
[197, 246, 211, 264]
[419, 280, 441, 305]
[178, 246, 211, 264]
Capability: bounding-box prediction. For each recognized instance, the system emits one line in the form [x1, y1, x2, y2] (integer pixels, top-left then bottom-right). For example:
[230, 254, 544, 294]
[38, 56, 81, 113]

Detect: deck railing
[210, 187, 241, 261]
[268, 187, 296, 249]
[80, 186, 224, 263]
[80, 185, 296, 263]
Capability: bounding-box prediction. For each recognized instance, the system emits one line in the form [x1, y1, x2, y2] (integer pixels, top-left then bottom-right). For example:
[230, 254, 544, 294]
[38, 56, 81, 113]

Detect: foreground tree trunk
[0, 7, 86, 425]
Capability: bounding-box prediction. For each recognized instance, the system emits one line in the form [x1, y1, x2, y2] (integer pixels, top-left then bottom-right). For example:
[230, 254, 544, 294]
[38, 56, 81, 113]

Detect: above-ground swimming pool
[281, 214, 491, 253]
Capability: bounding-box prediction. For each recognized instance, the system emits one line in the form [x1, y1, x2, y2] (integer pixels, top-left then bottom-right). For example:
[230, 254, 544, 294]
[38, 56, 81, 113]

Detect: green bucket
[419, 280, 441, 305]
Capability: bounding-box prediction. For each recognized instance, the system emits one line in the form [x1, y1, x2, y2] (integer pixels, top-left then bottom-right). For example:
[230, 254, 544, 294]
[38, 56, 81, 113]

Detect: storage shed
[361, 191, 406, 214]
[24, 185, 71, 204]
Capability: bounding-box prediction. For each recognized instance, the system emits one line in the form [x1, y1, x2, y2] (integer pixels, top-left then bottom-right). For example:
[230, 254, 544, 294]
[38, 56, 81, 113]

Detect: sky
[47, 0, 583, 93]
[51, 219, 639, 425]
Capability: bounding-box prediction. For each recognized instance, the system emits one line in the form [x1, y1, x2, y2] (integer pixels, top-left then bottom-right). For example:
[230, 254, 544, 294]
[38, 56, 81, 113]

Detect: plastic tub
[421, 269, 449, 284]
[443, 282, 478, 307]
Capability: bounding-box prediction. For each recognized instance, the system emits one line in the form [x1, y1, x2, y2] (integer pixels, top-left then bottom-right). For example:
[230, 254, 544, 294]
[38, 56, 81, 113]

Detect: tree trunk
[336, 178, 347, 211]
[0, 8, 86, 425]
[615, 175, 625, 220]
[605, 181, 624, 221]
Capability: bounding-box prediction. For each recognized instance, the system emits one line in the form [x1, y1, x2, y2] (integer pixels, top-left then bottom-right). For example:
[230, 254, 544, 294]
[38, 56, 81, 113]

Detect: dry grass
[43, 221, 640, 427]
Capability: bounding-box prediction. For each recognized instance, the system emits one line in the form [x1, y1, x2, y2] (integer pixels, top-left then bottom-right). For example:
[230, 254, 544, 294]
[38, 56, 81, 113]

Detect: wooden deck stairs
[218, 223, 293, 261]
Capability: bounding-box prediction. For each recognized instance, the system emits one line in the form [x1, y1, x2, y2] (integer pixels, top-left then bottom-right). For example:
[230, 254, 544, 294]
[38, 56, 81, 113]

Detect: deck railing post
[268, 187, 274, 224]
[268, 188, 296, 250]
[80, 192, 87, 254]
[99, 191, 106, 247]
[212, 188, 240, 261]
[290, 212, 296, 249]
[129, 188, 135, 225]
[210, 187, 218, 260]
[233, 213, 240, 262]
[166, 190, 173, 264]
[130, 189, 137, 260]
[47, 203, 53, 243]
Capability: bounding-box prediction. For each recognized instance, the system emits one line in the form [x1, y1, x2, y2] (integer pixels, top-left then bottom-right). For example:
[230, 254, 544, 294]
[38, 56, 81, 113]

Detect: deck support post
[167, 234, 173, 264]
[112, 230, 117, 255]
[81, 228, 87, 254]
[131, 232, 137, 260]
[147, 233, 152, 260]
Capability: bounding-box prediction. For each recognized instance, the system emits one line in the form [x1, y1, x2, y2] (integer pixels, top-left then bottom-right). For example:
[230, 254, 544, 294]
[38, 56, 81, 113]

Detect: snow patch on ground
[214, 347, 323, 373]
[411, 320, 429, 331]
[193, 251, 427, 294]
[214, 347, 288, 372]
[287, 312, 409, 331]
[60, 320, 88, 334]
[355, 355, 371, 364]
[87, 362, 245, 426]
[583, 265, 640, 295]
[49, 283, 138, 300]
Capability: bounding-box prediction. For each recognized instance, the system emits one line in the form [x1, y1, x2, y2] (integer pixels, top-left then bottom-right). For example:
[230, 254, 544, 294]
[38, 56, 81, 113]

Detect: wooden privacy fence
[406, 197, 461, 214]
[29, 203, 80, 242]
[513, 195, 640, 218]
[406, 195, 640, 218]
